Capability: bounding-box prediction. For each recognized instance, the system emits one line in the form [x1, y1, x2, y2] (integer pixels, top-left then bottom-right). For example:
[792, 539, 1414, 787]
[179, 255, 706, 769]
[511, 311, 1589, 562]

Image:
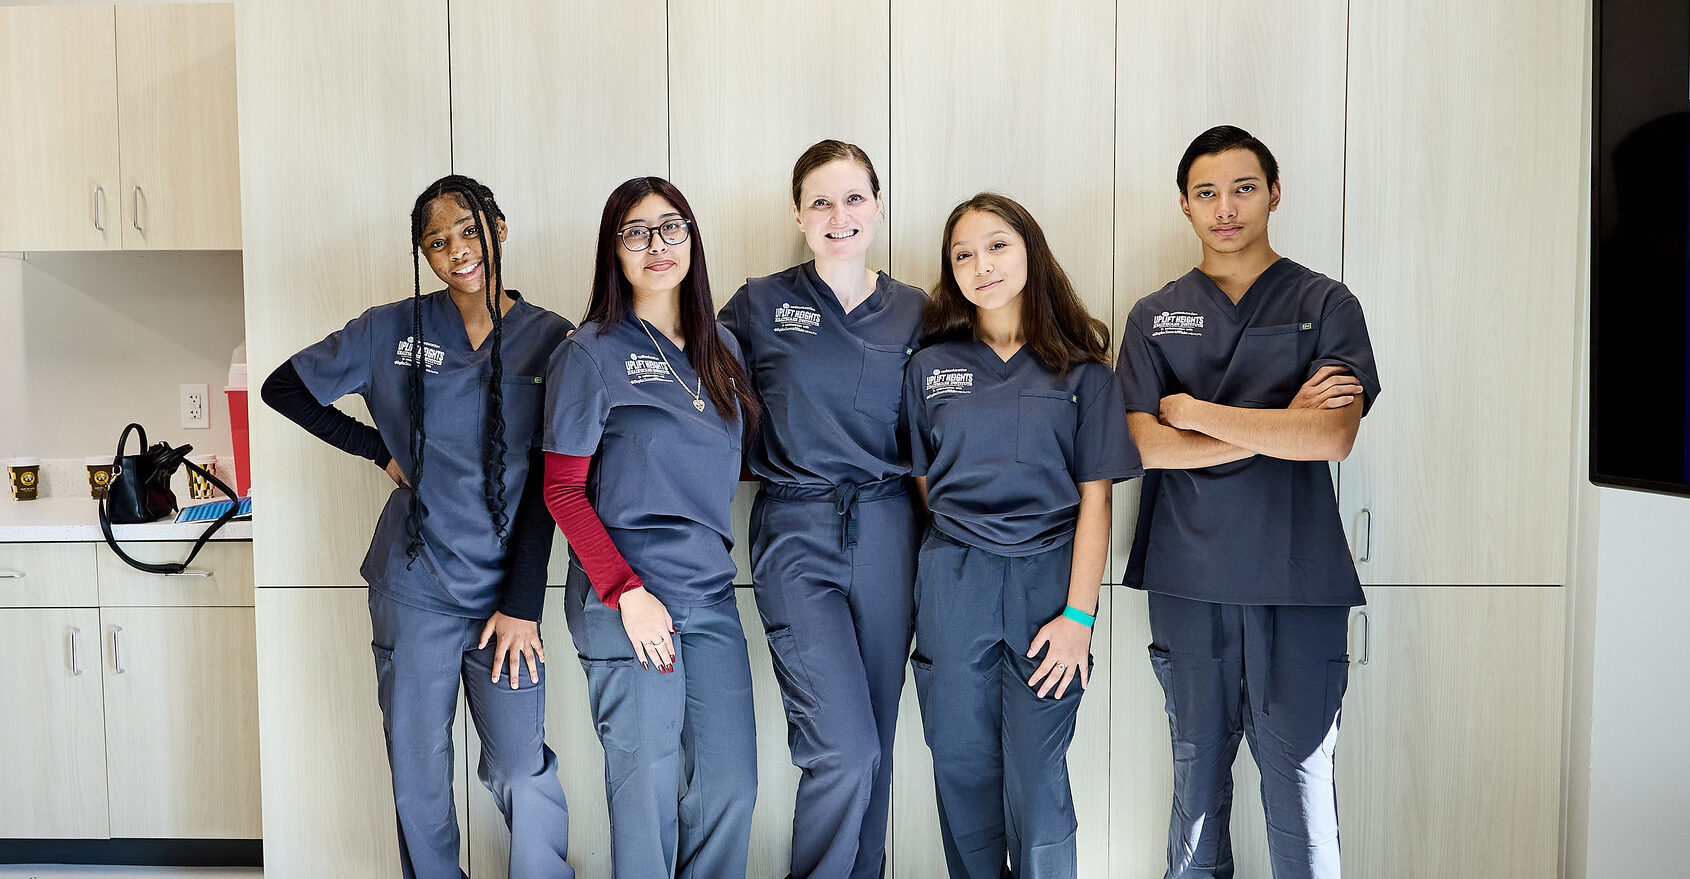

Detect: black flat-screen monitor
[1590, 0, 1690, 496]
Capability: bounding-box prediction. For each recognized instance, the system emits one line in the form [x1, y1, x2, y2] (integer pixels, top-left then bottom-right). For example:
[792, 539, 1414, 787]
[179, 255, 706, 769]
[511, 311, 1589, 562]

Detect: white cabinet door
[255, 587, 471, 876]
[100, 605, 261, 838]
[0, 5, 121, 251]
[448, 0, 668, 326]
[115, 2, 241, 250]
[0, 608, 109, 838]
[1340, 586, 1564, 879]
[237, 0, 452, 588]
[668, 0, 890, 299]
[1338, 0, 1584, 585]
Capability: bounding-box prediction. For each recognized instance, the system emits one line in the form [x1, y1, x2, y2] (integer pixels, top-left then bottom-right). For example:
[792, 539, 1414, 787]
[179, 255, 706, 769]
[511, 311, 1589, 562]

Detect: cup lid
[187, 454, 217, 464]
[86, 455, 115, 465]
[9, 457, 40, 466]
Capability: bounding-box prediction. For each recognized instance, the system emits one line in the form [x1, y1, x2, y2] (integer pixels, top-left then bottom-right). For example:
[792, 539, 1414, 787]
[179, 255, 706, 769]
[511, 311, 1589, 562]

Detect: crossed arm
[1129, 365, 1365, 469]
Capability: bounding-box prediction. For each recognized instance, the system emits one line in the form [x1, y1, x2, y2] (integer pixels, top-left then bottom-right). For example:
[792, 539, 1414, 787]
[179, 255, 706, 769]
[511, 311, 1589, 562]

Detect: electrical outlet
[181, 383, 210, 429]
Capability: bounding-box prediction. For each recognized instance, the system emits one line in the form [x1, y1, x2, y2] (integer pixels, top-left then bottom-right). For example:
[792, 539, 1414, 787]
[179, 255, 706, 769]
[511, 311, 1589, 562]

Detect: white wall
[0, 251, 245, 473]
[1577, 488, 1690, 877]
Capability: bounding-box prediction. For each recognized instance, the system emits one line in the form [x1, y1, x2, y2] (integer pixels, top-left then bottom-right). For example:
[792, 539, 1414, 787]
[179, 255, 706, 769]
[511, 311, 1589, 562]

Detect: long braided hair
[586, 176, 760, 431]
[404, 174, 515, 565]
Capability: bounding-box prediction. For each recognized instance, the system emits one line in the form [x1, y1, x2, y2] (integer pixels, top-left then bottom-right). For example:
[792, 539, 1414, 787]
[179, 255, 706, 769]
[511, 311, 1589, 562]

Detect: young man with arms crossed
[1116, 125, 1380, 879]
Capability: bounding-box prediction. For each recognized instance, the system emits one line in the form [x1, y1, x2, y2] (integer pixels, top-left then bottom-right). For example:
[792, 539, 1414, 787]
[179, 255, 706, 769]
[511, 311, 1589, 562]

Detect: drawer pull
[94, 185, 107, 232]
[71, 627, 84, 676]
[1357, 610, 1371, 666]
[0, 569, 24, 580]
[112, 625, 125, 674]
[165, 569, 213, 579]
[132, 185, 144, 233]
[1356, 508, 1373, 563]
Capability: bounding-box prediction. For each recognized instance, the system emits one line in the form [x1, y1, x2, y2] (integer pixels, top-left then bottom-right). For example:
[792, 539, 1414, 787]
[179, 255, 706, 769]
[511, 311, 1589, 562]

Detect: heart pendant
[693, 399, 706, 412]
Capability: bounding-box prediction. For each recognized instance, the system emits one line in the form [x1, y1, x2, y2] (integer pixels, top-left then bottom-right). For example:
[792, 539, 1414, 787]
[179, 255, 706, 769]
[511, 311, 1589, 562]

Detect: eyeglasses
[616, 218, 691, 252]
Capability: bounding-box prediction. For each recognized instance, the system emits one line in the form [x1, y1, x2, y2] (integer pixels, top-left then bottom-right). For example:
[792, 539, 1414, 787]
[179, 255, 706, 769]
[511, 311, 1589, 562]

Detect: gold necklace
[637, 319, 706, 412]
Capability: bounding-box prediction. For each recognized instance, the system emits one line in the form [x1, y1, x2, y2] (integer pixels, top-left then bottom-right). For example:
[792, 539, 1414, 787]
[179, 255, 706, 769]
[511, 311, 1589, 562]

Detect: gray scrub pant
[563, 564, 758, 879]
[910, 530, 1085, 879]
[750, 478, 918, 879]
[367, 589, 573, 879]
[1146, 592, 1351, 879]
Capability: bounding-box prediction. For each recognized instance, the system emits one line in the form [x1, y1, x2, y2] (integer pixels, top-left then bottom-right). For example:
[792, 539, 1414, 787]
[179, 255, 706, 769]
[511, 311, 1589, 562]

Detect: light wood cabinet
[668, 0, 890, 301]
[1336, 0, 1584, 585]
[0, 550, 261, 843]
[890, 0, 1115, 323]
[115, 3, 241, 250]
[255, 587, 471, 877]
[1109, 587, 1565, 878]
[0, 4, 238, 252]
[448, 0, 668, 325]
[0, 608, 110, 838]
[238, 0, 452, 588]
[0, 543, 100, 608]
[1339, 586, 1565, 879]
[94, 540, 254, 607]
[0, 5, 122, 251]
[100, 605, 261, 838]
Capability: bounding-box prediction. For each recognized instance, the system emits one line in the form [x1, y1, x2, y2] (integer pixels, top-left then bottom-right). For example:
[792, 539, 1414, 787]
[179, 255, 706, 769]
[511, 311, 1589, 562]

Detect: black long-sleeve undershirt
[260, 359, 550, 621]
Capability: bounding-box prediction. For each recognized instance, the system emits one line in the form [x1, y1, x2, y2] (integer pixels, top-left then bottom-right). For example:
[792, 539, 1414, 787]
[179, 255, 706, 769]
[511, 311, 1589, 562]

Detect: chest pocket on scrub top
[482, 375, 546, 449]
[853, 342, 911, 424]
[1015, 388, 1078, 466]
[1229, 322, 1317, 407]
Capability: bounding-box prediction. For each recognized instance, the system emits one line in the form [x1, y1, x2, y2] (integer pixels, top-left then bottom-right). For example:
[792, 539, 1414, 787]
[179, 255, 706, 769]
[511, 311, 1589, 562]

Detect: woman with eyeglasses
[717, 139, 924, 879]
[541, 176, 762, 879]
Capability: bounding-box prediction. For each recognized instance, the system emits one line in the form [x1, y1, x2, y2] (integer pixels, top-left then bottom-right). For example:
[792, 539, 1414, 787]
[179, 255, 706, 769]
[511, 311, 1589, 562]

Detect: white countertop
[0, 496, 253, 543]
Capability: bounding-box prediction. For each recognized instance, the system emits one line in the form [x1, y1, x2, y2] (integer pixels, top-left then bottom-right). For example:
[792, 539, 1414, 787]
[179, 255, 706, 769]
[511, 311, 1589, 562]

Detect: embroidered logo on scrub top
[1151, 311, 1206, 337]
[773, 302, 822, 335]
[624, 352, 675, 385]
[394, 337, 446, 374]
[924, 368, 974, 399]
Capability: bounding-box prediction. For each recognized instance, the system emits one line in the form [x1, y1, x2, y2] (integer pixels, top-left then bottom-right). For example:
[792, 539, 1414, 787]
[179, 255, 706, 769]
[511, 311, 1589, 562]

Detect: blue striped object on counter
[174, 496, 252, 523]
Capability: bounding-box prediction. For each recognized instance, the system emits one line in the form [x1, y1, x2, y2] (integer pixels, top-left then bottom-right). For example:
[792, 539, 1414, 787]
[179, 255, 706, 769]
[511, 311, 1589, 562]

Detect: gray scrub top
[718, 261, 926, 486]
[1115, 258, 1381, 606]
[904, 339, 1141, 556]
[542, 318, 744, 607]
[291, 290, 573, 617]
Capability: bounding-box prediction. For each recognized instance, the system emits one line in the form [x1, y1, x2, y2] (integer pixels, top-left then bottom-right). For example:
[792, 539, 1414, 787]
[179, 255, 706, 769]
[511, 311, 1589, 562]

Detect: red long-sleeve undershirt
[542, 452, 644, 610]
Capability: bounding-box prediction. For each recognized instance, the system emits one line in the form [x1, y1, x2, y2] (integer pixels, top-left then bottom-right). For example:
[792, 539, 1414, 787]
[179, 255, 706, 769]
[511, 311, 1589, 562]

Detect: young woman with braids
[901, 194, 1140, 878]
[716, 140, 925, 879]
[541, 176, 761, 878]
[261, 174, 575, 878]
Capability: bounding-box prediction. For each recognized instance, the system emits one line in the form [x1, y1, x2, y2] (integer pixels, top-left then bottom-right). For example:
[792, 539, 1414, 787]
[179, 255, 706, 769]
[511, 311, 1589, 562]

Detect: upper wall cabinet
[0, 6, 122, 251]
[238, 0, 452, 587]
[115, 3, 241, 250]
[449, 0, 669, 325]
[668, 0, 890, 302]
[0, 4, 239, 252]
[1337, 0, 1584, 585]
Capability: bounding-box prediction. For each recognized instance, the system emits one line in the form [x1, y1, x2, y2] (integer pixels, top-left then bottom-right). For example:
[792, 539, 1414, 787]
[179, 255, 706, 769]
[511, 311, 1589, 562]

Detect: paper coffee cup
[8, 457, 41, 501]
[85, 455, 116, 499]
[187, 454, 219, 499]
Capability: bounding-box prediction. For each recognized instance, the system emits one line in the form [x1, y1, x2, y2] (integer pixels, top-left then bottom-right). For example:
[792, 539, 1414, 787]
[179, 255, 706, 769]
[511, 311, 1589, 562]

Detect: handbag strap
[99, 431, 243, 575]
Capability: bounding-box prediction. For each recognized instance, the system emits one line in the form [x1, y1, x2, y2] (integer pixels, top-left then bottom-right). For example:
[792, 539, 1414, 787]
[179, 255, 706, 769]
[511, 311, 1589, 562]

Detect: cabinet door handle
[132, 185, 144, 233]
[112, 625, 125, 674]
[71, 627, 84, 676]
[0, 568, 24, 580]
[165, 569, 213, 579]
[93, 185, 107, 232]
[1357, 610, 1371, 666]
[1356, 507, 1373, 563]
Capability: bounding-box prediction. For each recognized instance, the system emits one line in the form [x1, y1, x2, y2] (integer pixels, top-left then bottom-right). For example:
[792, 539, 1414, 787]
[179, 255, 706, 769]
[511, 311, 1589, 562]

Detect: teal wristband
[1062, 605, 1096, 627]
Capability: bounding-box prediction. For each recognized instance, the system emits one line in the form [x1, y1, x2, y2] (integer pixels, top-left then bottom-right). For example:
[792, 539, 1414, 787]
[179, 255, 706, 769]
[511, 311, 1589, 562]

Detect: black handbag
[98, 422, 240, 574]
